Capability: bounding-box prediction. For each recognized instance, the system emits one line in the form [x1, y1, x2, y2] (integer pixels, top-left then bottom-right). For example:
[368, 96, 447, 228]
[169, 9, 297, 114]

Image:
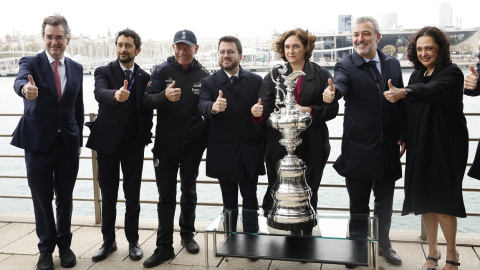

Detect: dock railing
[1, 112, 480, 240]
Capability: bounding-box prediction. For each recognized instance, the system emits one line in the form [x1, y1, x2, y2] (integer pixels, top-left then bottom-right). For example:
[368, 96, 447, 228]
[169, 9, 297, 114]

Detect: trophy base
[267, 217, 317, 231]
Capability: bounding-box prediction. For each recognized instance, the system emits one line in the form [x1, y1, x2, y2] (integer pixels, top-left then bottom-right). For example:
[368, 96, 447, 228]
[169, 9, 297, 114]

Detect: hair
[218, 36, 242, 54]
[272, 28, 316, 62]
[116, 28, 142, 49]
[42, 14, 70, 38]
[407, 26, 452, 70]
[354, 16, 381, 35]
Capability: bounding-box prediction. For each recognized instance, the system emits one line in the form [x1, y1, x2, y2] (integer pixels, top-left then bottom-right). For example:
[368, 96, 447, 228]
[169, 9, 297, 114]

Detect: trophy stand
[266, 63, 317, 231]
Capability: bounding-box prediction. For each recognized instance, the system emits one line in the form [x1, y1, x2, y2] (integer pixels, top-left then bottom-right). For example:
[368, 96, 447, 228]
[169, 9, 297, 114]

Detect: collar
[45, 51, 65, 65]
[362, 53, 380, 63]
[223, 69, 239, 79]
[118, 60, 135, 72]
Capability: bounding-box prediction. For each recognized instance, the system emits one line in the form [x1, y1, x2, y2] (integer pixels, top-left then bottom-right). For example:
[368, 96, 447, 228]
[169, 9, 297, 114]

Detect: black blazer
[11, 51, 84, 152]
[86, 60, 153, 154]
[198, 67, 266, 181]
[464, 52, 480, 180]
[259, 61, 338, 170]
[332, 50, 406, 182]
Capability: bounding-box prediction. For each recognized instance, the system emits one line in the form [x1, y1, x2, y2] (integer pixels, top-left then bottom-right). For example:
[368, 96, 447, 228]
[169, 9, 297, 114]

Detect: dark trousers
[219, 165, 259, 233]
[25, 136, 79, 253]
[345, 178, 395, 249]
[96, 139, 145, 246]
[154, 143, 205, 250]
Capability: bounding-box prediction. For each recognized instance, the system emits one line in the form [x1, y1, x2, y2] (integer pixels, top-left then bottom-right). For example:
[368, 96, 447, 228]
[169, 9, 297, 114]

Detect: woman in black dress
[384, 26, 467, 270]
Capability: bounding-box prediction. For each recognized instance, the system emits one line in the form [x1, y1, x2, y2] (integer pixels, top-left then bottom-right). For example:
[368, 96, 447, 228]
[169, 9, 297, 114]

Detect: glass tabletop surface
[205, 209, 378, 242]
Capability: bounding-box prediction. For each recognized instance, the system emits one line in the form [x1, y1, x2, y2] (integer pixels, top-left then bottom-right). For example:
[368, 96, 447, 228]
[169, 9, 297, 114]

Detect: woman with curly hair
[384, 26, 467, 270]
[253, 28, 339, 234]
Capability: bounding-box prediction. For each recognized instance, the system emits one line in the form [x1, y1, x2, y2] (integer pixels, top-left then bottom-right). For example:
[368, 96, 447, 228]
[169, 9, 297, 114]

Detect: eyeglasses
[45, 36, 66, 42]
[218, 50, 237, 56]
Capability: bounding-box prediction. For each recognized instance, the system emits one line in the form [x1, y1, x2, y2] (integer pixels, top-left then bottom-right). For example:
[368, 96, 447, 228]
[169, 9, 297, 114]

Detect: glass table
[204, 210, 378, 269]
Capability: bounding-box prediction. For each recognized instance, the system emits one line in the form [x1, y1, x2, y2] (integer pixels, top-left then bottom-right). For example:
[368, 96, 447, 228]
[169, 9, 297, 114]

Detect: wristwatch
[404, 87, 412, 99]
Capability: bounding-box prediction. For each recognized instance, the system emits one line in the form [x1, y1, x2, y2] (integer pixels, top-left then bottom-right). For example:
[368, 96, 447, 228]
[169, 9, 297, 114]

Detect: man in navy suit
[323, 16, 405, 267]
[198, 36, 265, 234]
[11, 14, 84, 270]
[85, 29, 153, 262]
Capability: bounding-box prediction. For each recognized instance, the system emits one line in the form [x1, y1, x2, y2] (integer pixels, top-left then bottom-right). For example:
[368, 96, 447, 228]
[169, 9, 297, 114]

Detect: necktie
[125, 70, 132, 83]
[367, 60, 381, 82]
[230, 75, 237, 83]
[53, 60, 61, 101]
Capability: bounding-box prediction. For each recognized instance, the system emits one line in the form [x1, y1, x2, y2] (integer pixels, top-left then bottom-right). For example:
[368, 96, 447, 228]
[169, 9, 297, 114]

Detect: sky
[1, 0, 478, 42]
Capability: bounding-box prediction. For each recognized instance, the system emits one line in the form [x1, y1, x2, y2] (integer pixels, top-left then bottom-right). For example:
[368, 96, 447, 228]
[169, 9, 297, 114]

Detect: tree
[397, 46, 407, 54]
[381, 45, 396, 56]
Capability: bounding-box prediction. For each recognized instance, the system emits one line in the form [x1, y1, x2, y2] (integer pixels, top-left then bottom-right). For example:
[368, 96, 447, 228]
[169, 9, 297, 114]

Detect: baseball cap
[173, 30, 197, 46]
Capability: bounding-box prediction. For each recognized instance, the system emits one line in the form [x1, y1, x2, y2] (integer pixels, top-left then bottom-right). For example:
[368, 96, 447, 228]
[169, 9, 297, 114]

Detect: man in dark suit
[464, 54, 480, 179]
[11, 14, 83, 270]
[198, 36, 265, 233]
[323, 16, 405, 267]
[85, 29, 153, 262]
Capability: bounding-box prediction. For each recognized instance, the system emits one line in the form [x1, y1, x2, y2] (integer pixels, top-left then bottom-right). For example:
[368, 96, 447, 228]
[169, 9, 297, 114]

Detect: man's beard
[118, 55, 134, 63]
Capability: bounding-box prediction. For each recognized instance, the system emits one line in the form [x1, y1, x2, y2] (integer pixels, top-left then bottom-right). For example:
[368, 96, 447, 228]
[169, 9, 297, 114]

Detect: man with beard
[142, 30, 209, 268]
[323, 16, 405, 267]
[198, 36, 265, 234]
[86, 29, 153, 262]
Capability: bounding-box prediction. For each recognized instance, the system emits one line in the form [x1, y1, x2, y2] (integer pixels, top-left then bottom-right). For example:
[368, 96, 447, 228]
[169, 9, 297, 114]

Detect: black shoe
[181, 237, 199, 254]
[128, 242, 143, 260]
[58, 247, 76, 268]
[37, 252, 53, 270]
[143, 247, 175, 268]
[379, 247, 402, 265]
[92, 241, 117, 261]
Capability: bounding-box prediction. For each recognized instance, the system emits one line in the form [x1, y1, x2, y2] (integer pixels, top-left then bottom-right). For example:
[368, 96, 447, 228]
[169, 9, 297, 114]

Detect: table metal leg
[204, 231, 209, 270]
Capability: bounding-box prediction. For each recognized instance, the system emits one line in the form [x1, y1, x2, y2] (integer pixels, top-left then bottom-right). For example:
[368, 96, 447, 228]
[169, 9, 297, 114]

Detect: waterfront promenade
[1, 212, 479, 270]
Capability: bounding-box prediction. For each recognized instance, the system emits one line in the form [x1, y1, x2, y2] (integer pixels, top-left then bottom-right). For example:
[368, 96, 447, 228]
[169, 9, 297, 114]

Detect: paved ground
[0, 212, 479, 270]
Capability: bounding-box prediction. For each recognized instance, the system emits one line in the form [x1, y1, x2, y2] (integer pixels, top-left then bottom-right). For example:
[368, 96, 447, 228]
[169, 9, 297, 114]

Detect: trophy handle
[270, 63, 288, 111]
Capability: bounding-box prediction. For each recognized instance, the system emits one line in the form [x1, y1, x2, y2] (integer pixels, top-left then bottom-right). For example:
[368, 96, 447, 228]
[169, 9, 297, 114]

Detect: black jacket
[464, 52, 480, 180]
[260, 61, 338, 169]
[143, 56, 209, 153]
[198, 67, 266, 181]
[332, 50, 406, 182]
[402, 63, 468, 217]
[86, 60, 153, 154]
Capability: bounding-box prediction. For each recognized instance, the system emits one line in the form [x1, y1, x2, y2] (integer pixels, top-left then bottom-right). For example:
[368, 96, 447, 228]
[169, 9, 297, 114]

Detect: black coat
[464, 52, 480, 180]
[143, 56, 209, 153]
[198, 67, 265, 181]
[402, 63, 468, 217]
[260, 61, 338, 185]
[332, 50, 406, 182]
[86, 61, 153, 154]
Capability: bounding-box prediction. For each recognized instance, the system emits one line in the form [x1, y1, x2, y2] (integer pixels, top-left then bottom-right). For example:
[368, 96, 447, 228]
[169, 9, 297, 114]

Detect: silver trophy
[267, 63, 317, 231]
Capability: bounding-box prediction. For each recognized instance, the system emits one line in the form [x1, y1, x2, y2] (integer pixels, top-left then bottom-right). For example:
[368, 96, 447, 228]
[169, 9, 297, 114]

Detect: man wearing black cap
[143, 29, 209, 268]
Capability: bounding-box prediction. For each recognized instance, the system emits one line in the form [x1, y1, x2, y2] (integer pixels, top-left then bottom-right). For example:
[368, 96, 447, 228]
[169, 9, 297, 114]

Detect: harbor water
[0, 66, 479, 234]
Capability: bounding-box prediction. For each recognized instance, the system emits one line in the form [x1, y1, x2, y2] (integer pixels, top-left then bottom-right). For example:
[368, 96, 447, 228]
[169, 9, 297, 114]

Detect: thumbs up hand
[251, 98, 263, 117]
[165, 80, 182, 102]
[465, 65, 479, 90]
[114, 80, 130, 102]
[383, 79, 404, 103]
[212, 90, 227, 113]
[322, 78, 335, 103]
[23, 75, 39, 100]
